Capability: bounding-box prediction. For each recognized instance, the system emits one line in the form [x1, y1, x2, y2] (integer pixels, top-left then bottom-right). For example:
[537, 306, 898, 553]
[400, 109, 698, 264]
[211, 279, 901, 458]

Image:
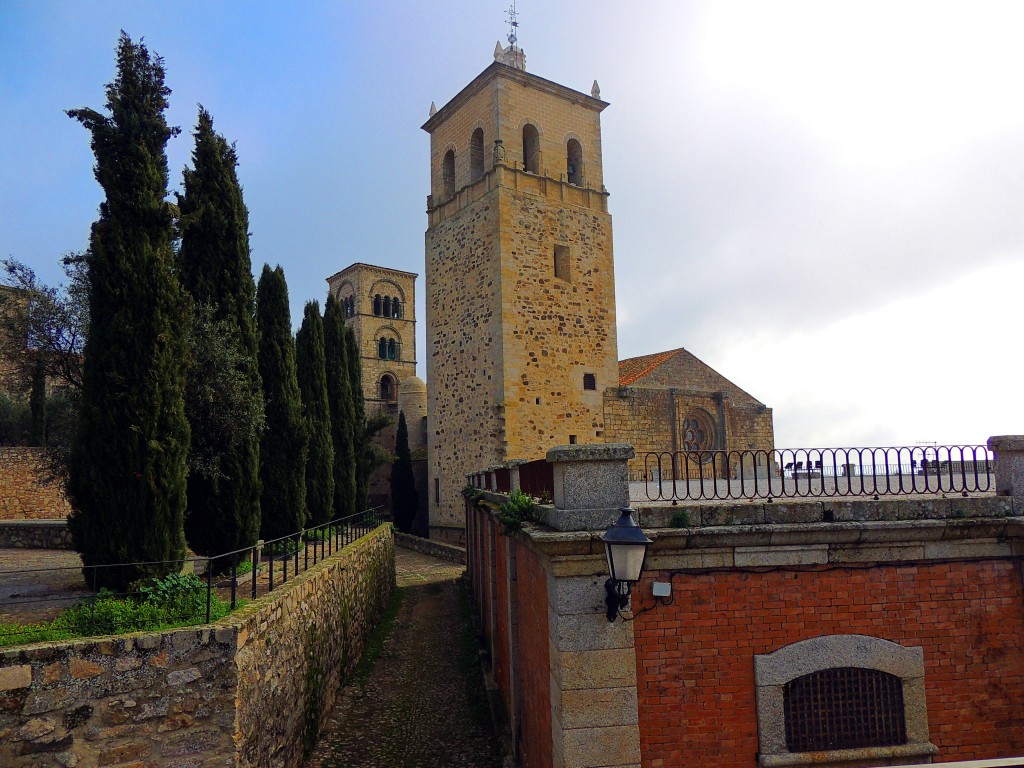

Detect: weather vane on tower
[506, 1, 519, 51]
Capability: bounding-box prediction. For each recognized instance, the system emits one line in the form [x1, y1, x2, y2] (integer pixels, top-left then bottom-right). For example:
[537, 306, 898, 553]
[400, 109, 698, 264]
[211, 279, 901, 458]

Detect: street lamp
[600, 507, 652, 622]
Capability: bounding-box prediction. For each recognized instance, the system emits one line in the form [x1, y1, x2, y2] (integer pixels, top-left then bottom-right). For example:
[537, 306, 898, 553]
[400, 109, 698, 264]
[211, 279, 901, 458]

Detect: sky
[1, 1, 1021, 448]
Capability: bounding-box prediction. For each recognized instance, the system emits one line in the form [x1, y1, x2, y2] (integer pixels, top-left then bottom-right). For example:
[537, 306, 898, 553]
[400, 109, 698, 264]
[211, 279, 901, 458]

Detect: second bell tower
[423, 45, 618, 539]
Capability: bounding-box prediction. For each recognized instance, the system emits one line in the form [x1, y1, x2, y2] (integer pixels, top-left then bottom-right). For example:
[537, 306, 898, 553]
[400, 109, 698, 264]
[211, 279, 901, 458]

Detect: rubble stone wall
[0, 524, 395, 767]
[0, 448, 71, 520]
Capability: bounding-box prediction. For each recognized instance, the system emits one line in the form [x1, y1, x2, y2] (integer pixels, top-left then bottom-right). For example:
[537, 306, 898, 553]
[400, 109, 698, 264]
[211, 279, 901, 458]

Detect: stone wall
[0, 448, 71, 520]
[0, 520, 72, 549]
[0, 524, 395, 767]
[393, 531, 466, 564]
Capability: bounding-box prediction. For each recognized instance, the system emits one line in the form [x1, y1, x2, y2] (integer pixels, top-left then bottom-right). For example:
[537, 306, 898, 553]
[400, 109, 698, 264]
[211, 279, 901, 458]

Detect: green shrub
[499, 489, 535, 532]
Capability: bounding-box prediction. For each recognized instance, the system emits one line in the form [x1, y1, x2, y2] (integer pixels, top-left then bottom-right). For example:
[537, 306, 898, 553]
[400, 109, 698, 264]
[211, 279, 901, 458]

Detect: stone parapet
[989, 434, 1024, 498]
[0, 524, 395, 767]
[543, 443, 633, 532]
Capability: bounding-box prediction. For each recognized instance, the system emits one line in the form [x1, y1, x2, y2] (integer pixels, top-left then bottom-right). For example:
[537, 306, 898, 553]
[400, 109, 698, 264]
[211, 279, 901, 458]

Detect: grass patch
[0, 573, 235, 648]
[351, 587, 404, 688]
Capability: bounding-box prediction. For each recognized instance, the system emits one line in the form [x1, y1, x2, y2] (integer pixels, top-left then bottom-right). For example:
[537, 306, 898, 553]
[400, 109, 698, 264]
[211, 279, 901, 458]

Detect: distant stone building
[606, 347, 774, 479]
[326, 264, 427, 518]
[420, 45, 773, 541]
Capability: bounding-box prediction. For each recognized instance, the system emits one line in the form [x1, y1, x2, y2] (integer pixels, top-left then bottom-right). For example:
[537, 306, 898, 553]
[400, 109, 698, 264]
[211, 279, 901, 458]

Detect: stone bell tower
[423, 44, 618, 541]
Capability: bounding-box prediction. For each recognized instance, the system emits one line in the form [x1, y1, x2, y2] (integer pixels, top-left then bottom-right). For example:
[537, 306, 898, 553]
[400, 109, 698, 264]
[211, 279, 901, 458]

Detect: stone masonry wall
[426, 184, 505, 531]
[0, 447, 71, 520]
[500, 183, 618, 457]
[0, 520, 72, 549]
[0, 524, 395, 767]
[233, 524, 394, 767]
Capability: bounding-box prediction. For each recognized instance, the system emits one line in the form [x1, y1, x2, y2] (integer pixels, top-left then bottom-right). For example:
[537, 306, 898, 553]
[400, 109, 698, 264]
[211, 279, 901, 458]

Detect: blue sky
[2, 1, 1022, 446]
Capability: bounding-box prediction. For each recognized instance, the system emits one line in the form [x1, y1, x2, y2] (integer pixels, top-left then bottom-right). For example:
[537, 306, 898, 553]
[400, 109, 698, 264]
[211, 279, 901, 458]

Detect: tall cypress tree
[177, 107, 262, 556]
[324, 294, 356, 519]
[256, 265, 307, 540]
[345, 325, 368, 512]
[296, 301, 335, 528]
[66, 33, 189, 590]
[390, 411, 418, 534]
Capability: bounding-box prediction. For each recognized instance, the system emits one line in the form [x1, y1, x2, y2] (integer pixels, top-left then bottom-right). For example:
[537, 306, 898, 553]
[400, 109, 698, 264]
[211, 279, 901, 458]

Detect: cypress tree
[177, 107, 262, 556]
[66, 33, 189, 590]
[390, 411, 418, 534]
[296, 301, 335, 528]
[323, 294, 356, 519]
[345, 325, 368, 511]
[29, 356, 45, 446]
[256, 265, 307, 540]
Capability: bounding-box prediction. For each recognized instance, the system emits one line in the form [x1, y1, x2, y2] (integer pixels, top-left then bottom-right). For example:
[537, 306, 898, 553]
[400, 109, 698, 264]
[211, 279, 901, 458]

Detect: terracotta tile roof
[618, 348, 684, 386]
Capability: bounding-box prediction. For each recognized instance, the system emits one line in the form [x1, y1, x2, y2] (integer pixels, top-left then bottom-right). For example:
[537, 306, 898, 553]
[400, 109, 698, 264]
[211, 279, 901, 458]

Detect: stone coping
[546, 444, 634, 463]
[989, 435, 1024, 451]
[474, 508, 1024, 563]
[635, 495, 1017, 528]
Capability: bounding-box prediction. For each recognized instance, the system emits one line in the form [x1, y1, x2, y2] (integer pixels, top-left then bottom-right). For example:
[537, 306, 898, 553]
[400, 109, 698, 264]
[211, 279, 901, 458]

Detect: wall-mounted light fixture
[600, 507, 652, 622]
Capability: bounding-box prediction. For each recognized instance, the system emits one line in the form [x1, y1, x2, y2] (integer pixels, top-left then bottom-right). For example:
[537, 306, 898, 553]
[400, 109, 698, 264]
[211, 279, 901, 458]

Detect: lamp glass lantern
[600, 507, 652, 621]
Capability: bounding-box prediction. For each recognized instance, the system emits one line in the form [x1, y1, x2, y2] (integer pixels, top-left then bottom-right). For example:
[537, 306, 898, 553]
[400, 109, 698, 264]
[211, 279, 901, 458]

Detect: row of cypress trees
[66, 33, 368, 589]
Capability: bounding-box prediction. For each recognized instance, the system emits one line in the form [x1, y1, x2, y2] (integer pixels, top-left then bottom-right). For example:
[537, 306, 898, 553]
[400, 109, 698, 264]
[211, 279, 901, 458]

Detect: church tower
[423, 45, 618, 540]
[326, 263, 418, 410]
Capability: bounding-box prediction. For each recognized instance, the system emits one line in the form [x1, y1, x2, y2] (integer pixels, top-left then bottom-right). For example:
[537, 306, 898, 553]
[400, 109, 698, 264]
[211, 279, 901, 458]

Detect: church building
[419, 44, 774, 541]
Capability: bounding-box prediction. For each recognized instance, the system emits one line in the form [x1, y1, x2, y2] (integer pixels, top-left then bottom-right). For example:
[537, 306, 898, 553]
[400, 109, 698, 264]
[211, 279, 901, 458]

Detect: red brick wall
[516, 541, 551, 768]
[634, 561, 1024, 767]
[493, 527, 512, 717]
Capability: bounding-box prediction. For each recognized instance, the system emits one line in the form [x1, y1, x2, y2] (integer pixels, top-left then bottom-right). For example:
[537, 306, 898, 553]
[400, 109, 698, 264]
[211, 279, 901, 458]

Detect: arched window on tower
[379, 374, 397, 402]
[470, 128, 485, 181]
[392, 299, 401, 319]
[567, 138, 583, 186]
[522, 123, 540, 174]
[387, 339, 397, 360]
[442, 149, 456, 199]
[383, 296, 391, 318]
[373, 294, 382, 316]
[378, 338, 387, 359]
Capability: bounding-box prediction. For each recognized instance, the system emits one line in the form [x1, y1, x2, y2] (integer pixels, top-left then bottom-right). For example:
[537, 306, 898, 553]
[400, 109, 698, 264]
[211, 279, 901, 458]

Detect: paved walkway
[307, 547, 503, 768]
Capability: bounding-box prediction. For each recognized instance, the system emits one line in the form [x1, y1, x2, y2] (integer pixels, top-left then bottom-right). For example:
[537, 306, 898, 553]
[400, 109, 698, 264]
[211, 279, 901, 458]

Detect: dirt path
[306, 548, 503, 768]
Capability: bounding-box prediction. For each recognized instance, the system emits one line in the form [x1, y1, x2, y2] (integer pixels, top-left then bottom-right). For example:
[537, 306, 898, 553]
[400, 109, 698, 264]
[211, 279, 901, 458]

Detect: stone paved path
[306, 547, 503, 768]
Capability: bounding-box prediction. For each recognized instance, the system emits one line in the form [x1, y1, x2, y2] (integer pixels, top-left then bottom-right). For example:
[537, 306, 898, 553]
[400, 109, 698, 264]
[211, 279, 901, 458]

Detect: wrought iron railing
[639, 446, 994, 502]
[0, 507, 384, 646]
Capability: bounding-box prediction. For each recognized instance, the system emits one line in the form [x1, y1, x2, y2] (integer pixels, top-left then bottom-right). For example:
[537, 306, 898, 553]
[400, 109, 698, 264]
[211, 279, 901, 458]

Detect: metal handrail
[0, 507, 385, 644]
[640, 446, 994, 502]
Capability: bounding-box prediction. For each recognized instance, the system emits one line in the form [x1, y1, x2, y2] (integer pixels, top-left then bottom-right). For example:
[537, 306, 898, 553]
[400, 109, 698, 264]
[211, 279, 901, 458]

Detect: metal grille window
[784, 667, 906, 753]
